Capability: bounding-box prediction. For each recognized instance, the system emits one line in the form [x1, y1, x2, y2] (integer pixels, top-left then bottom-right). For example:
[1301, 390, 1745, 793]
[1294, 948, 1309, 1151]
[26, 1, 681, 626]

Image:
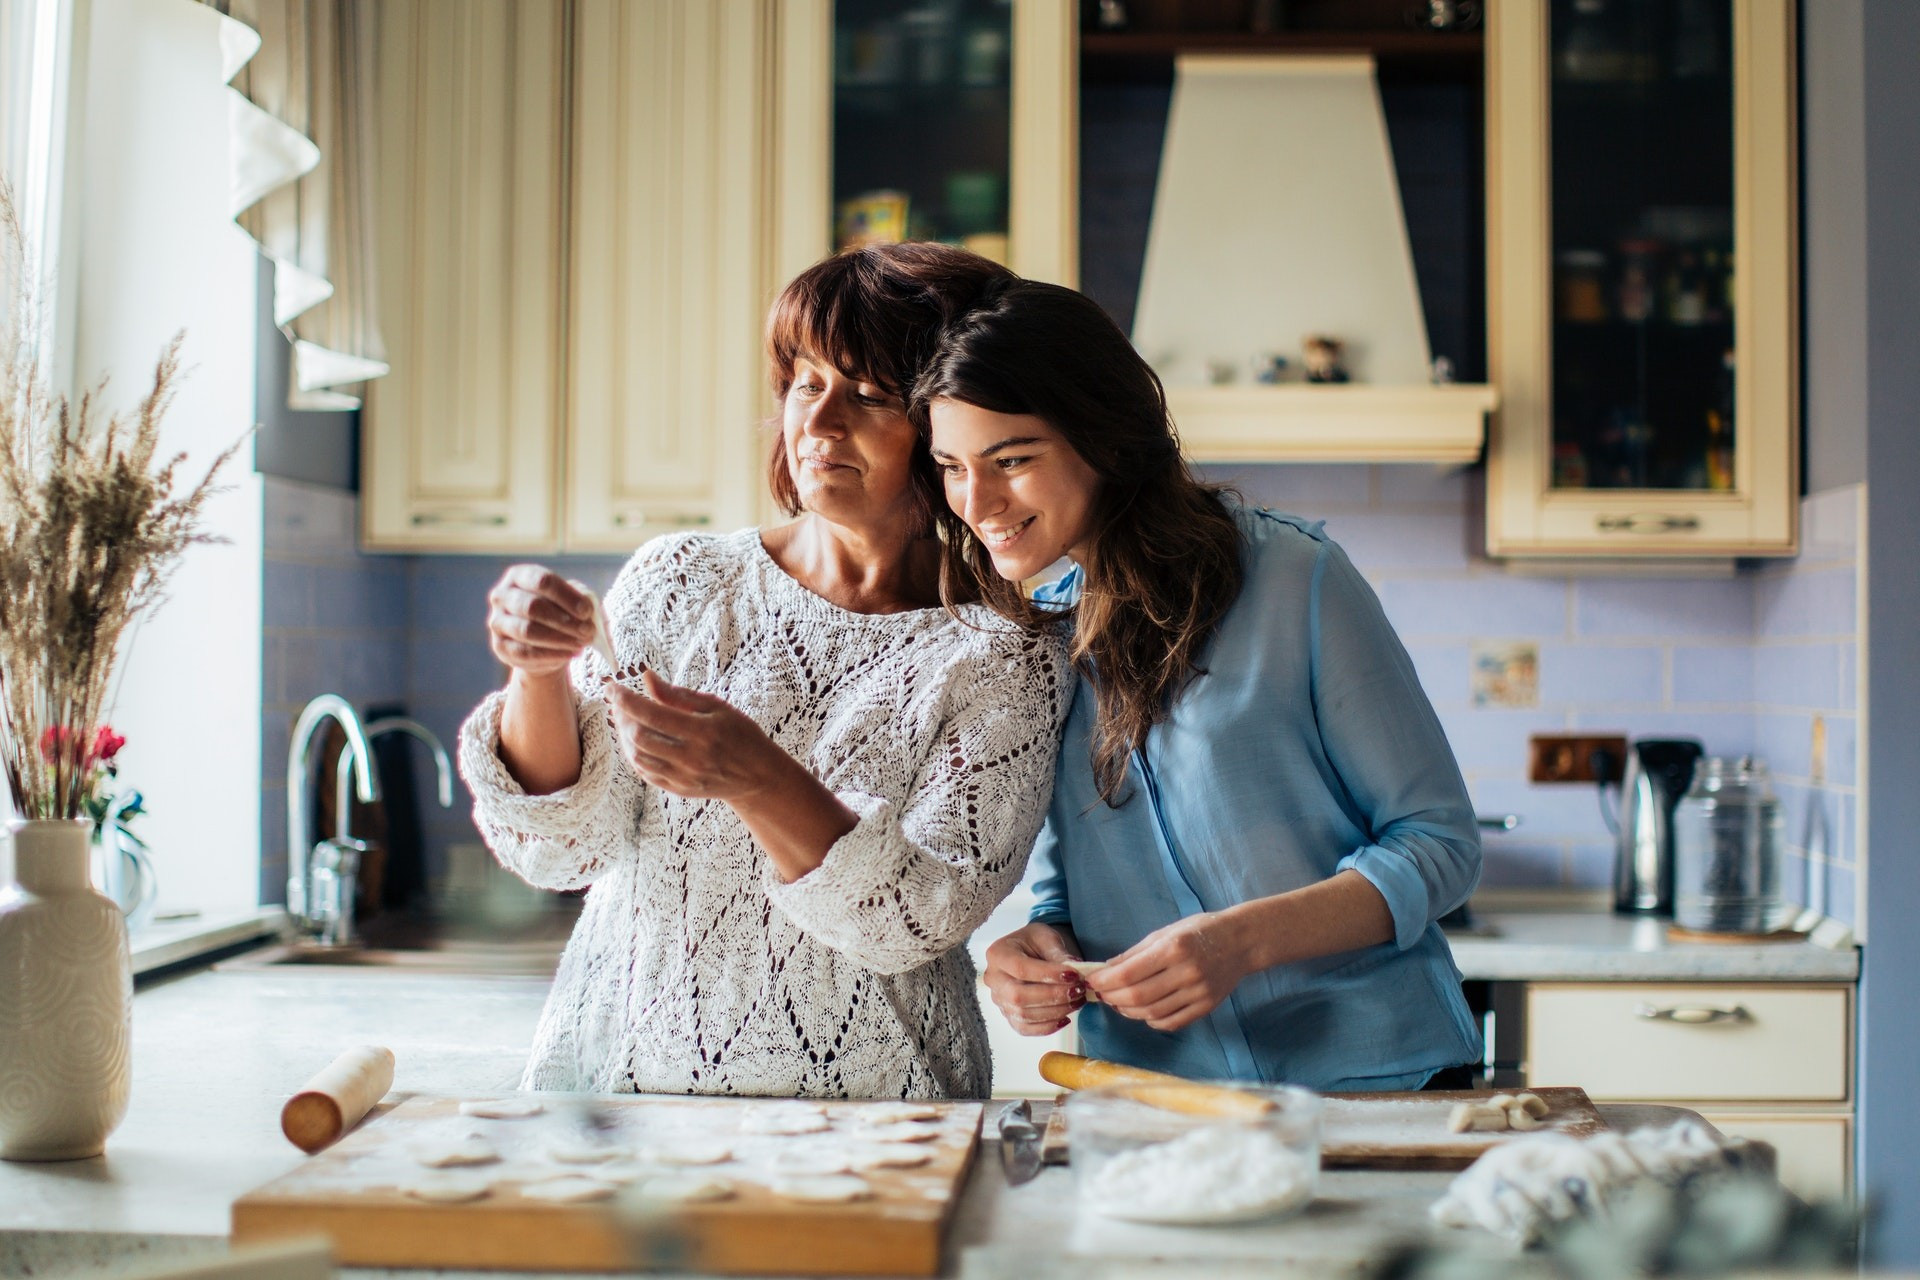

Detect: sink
[217, 904, 576, 978]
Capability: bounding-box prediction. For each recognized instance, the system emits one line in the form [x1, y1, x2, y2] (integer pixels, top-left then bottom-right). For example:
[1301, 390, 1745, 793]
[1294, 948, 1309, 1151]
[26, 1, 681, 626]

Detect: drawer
[1526, 984, 1851, 1103]
[1701, 1112, 1852, 1202]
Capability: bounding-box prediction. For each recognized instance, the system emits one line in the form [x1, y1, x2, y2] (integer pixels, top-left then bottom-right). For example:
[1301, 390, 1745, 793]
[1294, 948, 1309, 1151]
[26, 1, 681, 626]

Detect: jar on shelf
[1616, 238, 1661, 323]
[1673, 756, 1788, 934]
[1556, 250, 1610, 322]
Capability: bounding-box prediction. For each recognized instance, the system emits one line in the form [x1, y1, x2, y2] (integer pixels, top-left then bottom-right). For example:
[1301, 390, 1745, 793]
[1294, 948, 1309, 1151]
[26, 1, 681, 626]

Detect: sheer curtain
[212, 0, 386, 409]
[0, 0, 84, 395]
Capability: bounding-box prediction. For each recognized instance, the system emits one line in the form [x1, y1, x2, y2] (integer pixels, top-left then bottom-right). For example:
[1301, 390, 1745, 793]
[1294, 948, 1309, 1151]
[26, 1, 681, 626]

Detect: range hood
[1132, 54, 1495, 464]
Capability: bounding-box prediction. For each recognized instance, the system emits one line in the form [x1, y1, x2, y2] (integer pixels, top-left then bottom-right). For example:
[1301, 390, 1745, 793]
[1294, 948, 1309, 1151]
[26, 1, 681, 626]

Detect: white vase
[0, 818, 132, 1160]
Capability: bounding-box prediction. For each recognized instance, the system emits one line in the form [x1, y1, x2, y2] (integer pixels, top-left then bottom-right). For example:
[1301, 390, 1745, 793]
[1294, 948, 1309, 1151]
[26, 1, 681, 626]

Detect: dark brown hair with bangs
[912, 280, 1246, 807]
[763, 243, 1016, 518]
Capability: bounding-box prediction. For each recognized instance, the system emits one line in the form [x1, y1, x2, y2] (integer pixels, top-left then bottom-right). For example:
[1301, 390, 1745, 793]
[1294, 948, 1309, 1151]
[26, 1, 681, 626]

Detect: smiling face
[781, 356, 922, 529]
[928, 399, 1102, 582]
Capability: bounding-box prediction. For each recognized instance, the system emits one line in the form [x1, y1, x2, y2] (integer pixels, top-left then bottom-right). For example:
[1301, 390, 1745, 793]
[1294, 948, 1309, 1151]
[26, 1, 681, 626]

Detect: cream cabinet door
[363, 0, 566, 551]
[1701, 1112, 1851, 1202]
[561, 0, 772, 552]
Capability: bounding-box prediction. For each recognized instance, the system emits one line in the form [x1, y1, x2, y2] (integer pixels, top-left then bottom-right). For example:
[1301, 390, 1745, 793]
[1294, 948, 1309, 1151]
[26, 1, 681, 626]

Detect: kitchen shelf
[1082, 30, 1483, 83]
[1168, 382, 1498, 464]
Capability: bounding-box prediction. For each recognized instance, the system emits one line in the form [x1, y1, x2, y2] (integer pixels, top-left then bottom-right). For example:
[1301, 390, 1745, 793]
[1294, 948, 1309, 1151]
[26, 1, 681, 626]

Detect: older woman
[457, 245, 1069, 1099]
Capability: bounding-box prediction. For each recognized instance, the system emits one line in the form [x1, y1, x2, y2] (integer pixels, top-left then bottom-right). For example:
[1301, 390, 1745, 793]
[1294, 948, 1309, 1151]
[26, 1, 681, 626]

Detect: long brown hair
[912, 281, 1245, 806]
[763, 243, 1016, 526]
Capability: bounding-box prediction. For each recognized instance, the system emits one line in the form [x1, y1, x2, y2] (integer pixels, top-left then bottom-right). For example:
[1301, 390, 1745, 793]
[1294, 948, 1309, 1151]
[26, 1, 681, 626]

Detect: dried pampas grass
[0, 182, 244, 820]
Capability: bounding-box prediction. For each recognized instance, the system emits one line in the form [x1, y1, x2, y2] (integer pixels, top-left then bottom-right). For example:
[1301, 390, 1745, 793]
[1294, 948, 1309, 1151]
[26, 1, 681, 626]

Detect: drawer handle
[1596, 514, 1703, 534]
[1634, 1002, 1751, 1026]
[410, 510, 509, 527]
[614, 511, 713, 528]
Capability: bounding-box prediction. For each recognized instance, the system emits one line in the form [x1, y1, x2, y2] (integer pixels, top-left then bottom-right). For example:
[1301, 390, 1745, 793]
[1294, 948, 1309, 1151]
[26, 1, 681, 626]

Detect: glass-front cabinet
[772, 0, 1077, 296]
[1485, 0, 1797, 557]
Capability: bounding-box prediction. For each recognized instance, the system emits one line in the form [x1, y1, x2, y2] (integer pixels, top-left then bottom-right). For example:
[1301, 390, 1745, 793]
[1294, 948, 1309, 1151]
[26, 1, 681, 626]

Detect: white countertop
[1449, 912, 1859, 983]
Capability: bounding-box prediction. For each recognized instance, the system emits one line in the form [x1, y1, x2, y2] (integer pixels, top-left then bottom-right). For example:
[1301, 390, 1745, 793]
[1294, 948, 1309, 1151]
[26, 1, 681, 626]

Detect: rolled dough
[768, 1174, 872, 1203]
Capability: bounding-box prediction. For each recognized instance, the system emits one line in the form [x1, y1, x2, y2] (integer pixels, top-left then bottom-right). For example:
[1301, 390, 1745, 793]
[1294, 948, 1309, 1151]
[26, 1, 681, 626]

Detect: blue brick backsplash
[261, 472, 1865, 927]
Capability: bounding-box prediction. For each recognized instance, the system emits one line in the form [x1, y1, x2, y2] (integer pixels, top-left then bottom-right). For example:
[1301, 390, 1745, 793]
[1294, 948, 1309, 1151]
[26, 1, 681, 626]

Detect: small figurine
[1253, 352, 1290, 384]
[1430, 354, 1456, 384]
[1205, 359, 1237, 386]
[1302, 335, 1349, 383]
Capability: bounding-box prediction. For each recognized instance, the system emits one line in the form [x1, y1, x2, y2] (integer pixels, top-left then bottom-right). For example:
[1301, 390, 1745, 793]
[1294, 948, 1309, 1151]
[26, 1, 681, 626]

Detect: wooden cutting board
[232, 1094, 982, 1276]
[1040, 1086, 1605, 1172]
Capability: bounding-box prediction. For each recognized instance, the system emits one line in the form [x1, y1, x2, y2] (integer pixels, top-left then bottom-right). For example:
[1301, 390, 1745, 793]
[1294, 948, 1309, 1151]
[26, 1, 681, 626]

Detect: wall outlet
[1528, 734, 1629, 784]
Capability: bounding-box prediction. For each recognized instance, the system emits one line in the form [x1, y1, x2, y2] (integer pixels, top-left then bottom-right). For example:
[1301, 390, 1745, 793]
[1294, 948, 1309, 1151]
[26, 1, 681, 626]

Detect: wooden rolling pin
[281, 1045, 394, 1153]
[1038, 1051, 1277, 1118]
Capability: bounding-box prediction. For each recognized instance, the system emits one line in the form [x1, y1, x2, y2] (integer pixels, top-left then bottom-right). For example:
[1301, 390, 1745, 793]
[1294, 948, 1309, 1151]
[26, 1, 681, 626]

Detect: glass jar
[1067, 1084, 1322, 1225]
[1673, 755, 1788, 933]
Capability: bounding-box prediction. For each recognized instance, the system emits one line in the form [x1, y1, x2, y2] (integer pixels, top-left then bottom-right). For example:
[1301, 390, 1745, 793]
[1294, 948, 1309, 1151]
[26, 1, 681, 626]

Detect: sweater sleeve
[454, 542, 678, 891]
[1309, 540, 1481, 949]
[764, 628, 1071, 975]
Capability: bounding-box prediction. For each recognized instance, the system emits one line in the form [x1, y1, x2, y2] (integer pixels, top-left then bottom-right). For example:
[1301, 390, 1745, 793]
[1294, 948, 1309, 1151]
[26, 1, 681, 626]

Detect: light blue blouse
[1030, 503, 1483, 1091]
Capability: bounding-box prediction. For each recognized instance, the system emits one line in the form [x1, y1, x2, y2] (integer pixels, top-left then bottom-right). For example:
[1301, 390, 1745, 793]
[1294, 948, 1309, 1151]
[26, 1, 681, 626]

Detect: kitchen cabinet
[363, 0, 774, 551]
[1484, 0, 1799, 557]
[1526, 981, 1852, 1200]
[362, 0, 567, 551]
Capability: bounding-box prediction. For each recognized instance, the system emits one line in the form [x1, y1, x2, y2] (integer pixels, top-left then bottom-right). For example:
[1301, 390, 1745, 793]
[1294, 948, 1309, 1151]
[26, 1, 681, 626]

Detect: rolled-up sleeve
[765, 633, 1069, 974]
[1309, 541, 1480, 950]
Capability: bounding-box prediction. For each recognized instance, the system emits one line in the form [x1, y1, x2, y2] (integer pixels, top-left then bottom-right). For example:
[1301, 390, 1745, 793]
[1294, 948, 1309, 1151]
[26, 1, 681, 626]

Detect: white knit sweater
[458, 529, 1070, 1099]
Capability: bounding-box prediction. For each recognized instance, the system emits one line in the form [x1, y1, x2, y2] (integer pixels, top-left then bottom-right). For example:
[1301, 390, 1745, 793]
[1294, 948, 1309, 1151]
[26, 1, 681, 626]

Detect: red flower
[38, 725, 74, 763]
[91, 726, 125, 763]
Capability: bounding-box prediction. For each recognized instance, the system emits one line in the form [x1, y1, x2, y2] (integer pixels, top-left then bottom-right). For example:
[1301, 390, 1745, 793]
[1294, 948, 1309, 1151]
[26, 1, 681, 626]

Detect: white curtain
[0, 0, 83, 395]
[213, 0, 386, 409]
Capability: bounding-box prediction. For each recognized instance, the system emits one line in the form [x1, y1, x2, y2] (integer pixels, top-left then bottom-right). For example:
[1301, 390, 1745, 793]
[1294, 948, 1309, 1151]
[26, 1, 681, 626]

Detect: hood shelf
[1169, 382, 1497, 465]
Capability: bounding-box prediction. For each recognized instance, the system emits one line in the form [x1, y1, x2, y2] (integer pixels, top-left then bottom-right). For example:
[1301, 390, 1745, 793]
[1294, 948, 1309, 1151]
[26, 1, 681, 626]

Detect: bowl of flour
[1068, 1084, 1322, 1225]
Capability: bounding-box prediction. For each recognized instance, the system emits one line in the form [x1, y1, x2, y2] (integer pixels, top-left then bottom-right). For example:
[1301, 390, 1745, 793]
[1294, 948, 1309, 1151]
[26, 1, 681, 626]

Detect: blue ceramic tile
[1753, 642, 1844, 710]
[1539, 644, 1665, 708]
[1376, 576, 1569, 640]
[1570, 710, 1756, 759]
[1754, 565, 1857, 640]
[1838, 644, 1858, 710]
[1752, 711, 1815, 780]
[1405, 643, 1471, 708]
[410, 558, 519, 633]
[263, 560, 313, 629]
[408, 633, 505, 701]
[1824, 715, 1857, 787]
[1198, 463, 1372, 511]
[1324, 512, 1473, 573]
[1435, 709, 1568, 775]
[260, 710, 290, 787]
[1467, 778, 1611, 839]
[1375, 464, 1471, 510]
[1799, 484, 1861, 564]
[1824, 863, 1857, 927]
[1477, 840, 1568, 888]
[1567, 840, 1615, 890]
[1672, 645, 1756, 706]
[263, 479, 359, 558]
[1574, 577, 1754, 639]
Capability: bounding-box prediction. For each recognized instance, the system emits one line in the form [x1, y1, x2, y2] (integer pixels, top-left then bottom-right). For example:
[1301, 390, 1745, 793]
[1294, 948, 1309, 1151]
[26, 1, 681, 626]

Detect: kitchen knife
[997, 1099, 1043, 1186]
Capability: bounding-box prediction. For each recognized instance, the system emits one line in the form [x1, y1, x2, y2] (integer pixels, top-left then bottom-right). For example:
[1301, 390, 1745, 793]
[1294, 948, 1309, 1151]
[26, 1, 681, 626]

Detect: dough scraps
[646, 1138, 734, 1166]
[635, 1174, 735, 1204]
[739, 1106, 832, 1136]
[459, 1098, 545, 1120]
[768, 1174, 873, 1203]
[854, 1103, 939, 1125]
[546, 1140, 627, 1165]
[402, 1174, 493, 1203]
[765, 1147, 857, 1176]
[859, 1122, 940, 1144]
[848, 1144, 933, 1171]
[519, 1176, 618, 1203]
[413, 1136, 500, 1168]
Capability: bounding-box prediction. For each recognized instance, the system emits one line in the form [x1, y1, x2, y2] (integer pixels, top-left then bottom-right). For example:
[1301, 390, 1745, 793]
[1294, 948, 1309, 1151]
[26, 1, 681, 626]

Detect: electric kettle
[1613, 738, 1705, 915]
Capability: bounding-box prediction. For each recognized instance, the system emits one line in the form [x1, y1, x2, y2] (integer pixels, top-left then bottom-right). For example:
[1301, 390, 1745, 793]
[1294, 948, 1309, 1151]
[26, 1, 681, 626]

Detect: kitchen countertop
[1449, 911, 1859, 982]
[0, 960, 1752, 1280]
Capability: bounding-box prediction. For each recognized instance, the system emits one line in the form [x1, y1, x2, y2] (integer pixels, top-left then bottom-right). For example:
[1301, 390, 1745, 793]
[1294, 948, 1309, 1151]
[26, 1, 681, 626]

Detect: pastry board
[1040, 1086, 1606, 1171]
[232, 1094, 983, 1276]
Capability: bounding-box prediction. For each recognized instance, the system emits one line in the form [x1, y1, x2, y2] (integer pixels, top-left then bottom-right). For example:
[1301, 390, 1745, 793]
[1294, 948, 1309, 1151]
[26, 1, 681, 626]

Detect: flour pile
[1086, 1126, 1318, 1224]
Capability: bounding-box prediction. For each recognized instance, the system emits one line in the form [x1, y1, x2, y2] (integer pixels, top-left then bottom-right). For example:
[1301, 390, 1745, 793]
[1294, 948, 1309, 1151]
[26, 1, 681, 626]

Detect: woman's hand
[605, 671, 783, 800]
[488, 565, 595, 678]
[982, 923, 1087, 1036]
[1087, 911, 1251, 1033]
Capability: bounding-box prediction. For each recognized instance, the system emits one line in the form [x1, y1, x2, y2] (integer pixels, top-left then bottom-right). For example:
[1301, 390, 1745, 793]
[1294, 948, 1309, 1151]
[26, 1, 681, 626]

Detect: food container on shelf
[1673, 754, 1789, 933]
[1066, 1083, 1322, 1226]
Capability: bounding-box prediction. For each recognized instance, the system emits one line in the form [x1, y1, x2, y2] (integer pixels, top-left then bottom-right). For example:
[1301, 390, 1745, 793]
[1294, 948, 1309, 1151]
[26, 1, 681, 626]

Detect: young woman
[918, 280, 1483, 1091]
[459, 244, 1069, 1099]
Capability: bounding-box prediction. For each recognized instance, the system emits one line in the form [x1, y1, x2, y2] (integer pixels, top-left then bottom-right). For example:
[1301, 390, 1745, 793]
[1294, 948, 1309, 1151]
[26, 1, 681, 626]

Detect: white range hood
[1132, 54, 1495, 464]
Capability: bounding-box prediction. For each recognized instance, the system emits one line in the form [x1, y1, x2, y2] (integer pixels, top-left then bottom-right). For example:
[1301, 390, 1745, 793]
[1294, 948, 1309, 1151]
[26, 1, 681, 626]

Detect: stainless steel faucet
[314, 717, 458, 947]
[287, 695, 380, 931]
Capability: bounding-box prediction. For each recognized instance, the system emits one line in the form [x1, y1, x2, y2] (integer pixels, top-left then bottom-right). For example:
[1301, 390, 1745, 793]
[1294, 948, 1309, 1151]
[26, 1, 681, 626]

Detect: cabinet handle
[409, 511, 509, 527]
[1595, 514, 1703, 534]
[1634, 1002, 1750, 1026]
[613, 511, 713, 528]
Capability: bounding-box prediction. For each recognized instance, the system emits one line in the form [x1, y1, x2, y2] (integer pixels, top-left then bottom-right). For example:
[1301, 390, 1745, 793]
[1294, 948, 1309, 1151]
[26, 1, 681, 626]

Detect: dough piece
[520, 1176, 618, 1203]
[769, 1174, 872, 1203]
[740, 1106, 832, 1136]
[766, 1147, 857, 1176]
[414, 1136, 501, 1168]
[578, 585, 618, 672]
[459, 1098, 545, 1120]
[1060, 959, 1108, 978]
[546, 1140, 626, 1165]
[854, 1103, 939, 1126]
[1508, 1109, 1542, 1131]
[1516, 1092, 1550, 1118]
[402, 1175, 493, 1203]
[636, 1174, 735, 1204]
[646, 1138, 733, 1166]
[849, 1144, 933, 1171]
[859, 1122, 940, 1144]
[1488, 1094, 1516, 1111]
[1447, 1103, 1509, 1134]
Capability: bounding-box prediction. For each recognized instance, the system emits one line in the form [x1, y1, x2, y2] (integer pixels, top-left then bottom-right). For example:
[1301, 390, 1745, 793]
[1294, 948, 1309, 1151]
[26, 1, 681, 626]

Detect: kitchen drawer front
[1527, 984, 1851, 1103]
[1702, 1112, 1851, 1202]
